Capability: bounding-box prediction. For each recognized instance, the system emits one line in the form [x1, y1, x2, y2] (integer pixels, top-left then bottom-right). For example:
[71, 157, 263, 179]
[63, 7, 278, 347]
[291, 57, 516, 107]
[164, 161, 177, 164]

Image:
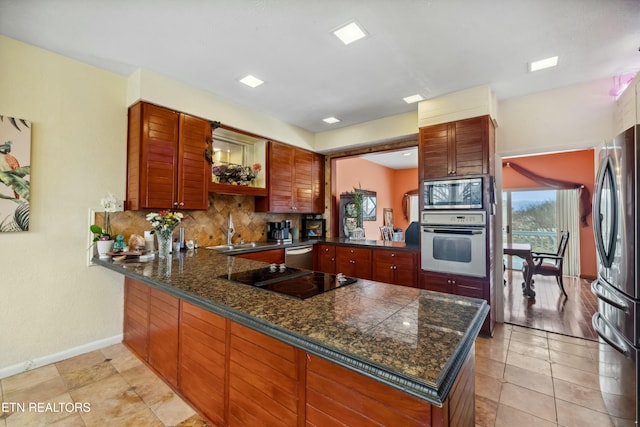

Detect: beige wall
[497, 78, 615, 157]
[0, 36, 128, 373]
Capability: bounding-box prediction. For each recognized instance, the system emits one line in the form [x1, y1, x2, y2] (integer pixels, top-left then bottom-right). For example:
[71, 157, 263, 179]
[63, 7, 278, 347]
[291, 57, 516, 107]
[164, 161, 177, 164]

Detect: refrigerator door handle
[591, 279, 630, 313]
[592, 312, 631, 358]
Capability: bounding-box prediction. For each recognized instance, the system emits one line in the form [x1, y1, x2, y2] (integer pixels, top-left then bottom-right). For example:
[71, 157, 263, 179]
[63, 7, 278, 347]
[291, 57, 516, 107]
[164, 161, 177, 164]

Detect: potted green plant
[90, 224, 113, 258]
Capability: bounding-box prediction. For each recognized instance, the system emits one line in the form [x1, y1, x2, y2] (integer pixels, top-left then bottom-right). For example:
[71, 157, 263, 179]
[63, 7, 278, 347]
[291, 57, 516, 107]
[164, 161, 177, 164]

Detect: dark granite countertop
[319, 237, 420, 252]
[93, 249, 487, 406]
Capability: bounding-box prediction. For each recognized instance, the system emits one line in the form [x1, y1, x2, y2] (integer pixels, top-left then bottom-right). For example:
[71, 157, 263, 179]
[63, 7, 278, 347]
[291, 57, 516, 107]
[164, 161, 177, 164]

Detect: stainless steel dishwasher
[284, 245, 314, 270]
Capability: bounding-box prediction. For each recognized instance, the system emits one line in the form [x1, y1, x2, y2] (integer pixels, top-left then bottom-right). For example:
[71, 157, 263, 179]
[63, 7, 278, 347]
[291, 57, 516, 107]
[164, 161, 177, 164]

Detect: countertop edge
[94, 257, 486, 406]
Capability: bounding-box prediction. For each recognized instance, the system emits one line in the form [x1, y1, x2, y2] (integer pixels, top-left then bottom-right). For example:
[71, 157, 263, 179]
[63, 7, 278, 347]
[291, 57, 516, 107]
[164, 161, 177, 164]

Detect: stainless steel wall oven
[421, 211, 486, 278]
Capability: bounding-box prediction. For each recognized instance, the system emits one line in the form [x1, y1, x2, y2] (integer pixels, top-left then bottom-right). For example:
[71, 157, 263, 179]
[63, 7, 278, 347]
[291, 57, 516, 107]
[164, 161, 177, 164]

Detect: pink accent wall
[335, 157, 418, 240]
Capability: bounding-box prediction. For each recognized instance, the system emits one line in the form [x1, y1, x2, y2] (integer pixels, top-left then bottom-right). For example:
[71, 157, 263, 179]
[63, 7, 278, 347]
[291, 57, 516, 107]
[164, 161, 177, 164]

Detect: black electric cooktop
[221, 267, 357, 299]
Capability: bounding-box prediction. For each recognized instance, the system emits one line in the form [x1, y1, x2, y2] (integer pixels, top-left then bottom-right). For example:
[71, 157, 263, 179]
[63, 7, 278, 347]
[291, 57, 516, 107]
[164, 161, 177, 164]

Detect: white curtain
[556, 189, 581, 276]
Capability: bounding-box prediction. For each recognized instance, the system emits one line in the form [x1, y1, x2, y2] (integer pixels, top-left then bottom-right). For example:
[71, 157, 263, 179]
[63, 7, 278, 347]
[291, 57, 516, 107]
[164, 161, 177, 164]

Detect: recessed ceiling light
[323, 117, 340, 124]
[333, 21, 367, 45]
[239, 74, 264, 88]
[529, 56, 558, 72]
[403, 94, 424, 104]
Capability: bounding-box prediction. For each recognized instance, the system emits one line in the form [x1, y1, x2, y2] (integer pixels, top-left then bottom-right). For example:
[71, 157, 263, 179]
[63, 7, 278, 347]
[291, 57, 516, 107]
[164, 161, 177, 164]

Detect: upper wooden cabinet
[127, 102, 211, 210]
[255, 141, 325, 214]
[420, 115, 493, 179]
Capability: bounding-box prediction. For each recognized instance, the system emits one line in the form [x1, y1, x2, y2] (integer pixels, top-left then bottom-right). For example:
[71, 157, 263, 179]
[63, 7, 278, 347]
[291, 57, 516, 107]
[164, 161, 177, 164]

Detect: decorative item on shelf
[146, 210, 184, 258]
[90, 224, 113, 258]
[112, 234, 126, 252]
[89, 192, 121, 258]
[204, 121, 222, 164]
[212, 162, 261, 186]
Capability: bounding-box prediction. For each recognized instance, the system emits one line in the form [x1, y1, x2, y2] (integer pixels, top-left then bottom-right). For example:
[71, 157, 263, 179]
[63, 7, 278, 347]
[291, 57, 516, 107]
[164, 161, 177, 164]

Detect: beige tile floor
[0, 344, 210, 426]
[0, 324, 617, 426]
[475, 323, 622, 427]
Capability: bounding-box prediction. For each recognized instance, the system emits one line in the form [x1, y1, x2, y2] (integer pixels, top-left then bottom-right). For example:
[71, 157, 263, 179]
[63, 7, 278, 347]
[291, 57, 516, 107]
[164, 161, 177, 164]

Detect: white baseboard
[0, 334, 123, 380]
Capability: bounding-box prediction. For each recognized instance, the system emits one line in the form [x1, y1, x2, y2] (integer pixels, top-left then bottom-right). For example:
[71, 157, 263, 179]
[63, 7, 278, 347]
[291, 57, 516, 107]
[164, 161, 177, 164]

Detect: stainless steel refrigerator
[592, 124, 639, 426]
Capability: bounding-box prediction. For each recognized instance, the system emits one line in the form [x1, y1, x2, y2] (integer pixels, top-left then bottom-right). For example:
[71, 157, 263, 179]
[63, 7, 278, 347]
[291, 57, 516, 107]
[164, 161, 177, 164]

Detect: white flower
[101, 193, 119, 213]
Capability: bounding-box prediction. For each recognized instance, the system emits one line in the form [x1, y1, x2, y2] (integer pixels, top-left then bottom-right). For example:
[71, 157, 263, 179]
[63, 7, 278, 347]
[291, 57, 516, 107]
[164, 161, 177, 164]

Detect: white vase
[96, 240, 114, 258]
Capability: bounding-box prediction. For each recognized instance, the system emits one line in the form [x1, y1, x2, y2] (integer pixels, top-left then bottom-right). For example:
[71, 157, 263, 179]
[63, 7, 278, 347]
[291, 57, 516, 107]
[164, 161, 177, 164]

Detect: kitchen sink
[206, 242, 258, 251]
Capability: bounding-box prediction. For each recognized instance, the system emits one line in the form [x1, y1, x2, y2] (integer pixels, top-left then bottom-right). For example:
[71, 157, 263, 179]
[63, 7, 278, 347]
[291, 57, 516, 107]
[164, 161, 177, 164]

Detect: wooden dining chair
[523, 231, 570, 298]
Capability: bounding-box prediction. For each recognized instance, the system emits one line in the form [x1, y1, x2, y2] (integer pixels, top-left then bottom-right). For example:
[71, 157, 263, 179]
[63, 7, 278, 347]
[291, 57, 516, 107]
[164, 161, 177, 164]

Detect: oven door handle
[591, 312, 630, 357]
[422, 228, 483, 235]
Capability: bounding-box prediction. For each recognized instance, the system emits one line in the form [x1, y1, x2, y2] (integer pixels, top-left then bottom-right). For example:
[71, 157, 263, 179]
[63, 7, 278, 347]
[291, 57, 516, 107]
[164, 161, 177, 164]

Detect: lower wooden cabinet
[123, 278, 150, 359]
[179, 301, 226, 426]
[335, 246, 372, 279]
[148, 288, 180, 387]
[235, 248, 284, 264]
[123, 278, 180, 387]
[420, 270, 491, 335]
[228, 323, 303, 426]
[372, 249, 418, 287]
[123, 278, 475, 426]
[314, 243, 336, 274]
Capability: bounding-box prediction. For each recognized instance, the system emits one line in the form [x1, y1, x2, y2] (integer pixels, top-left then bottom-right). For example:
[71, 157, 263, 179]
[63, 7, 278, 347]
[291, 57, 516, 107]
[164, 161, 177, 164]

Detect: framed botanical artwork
[0, 115, 31, 232]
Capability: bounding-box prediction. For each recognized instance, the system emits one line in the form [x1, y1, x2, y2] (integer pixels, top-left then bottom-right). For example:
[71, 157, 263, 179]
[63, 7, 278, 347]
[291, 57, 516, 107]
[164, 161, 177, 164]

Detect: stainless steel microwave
[423, 177, 483, 210]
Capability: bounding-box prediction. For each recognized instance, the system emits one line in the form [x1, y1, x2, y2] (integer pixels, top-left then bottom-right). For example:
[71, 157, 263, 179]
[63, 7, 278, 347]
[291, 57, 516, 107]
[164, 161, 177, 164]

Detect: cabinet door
[128, 102, 180, 209]
[372, 250, 417, 287]
[451, 116, 489, 177]
[258, 141, 294, 212]
[123, 277, 150, 359]
[235, 249, 285, 264]
[177, 114, 211, 210]
[228, 322, 302, 426]
[420, 123, 450, 179]
[180, 301, 227, 425]
[314, 244, 336, 274]
[420, 115, 491, 179]
[148, 287, 180, 387]
[311, 153, 325, 214]
[419, 271, 452, 293]
[335, 246, 371, 279]
[294, 148, 313, 213]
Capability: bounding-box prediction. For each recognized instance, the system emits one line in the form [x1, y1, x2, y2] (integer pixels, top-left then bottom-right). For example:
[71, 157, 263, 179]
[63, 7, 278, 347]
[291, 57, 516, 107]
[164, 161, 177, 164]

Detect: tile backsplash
[103, 193, 300, 247]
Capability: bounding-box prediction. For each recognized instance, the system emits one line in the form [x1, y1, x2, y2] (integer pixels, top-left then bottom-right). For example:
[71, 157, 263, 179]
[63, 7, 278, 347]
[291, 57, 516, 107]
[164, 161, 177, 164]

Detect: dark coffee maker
[267, 221, 291, 243]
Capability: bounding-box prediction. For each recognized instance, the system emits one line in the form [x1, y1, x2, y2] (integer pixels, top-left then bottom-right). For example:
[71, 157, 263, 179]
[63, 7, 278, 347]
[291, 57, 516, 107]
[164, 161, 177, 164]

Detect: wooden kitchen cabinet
[127, 101, 211, 210]
[228, 322, 303, 426]
[123, 277, 150, 360]
[255, 140, 324, 213]
[419, 270, 484, 299]
[235, 248, 284, 264]
[335, 246, 372, 279]
[314, 243, 336, 274]
[420, 115, 492, 179]
[121, 277, 477, 426]
[148, 287, 180, 387]
[179, 301, 227, 426]
[420, 270, 491, 335]
[372, 249, 418, 287]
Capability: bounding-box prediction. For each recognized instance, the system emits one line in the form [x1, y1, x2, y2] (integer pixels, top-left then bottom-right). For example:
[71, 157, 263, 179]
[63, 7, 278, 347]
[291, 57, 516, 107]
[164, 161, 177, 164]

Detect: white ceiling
[360, 147, 418, 170]
[1, 0, 639, 136]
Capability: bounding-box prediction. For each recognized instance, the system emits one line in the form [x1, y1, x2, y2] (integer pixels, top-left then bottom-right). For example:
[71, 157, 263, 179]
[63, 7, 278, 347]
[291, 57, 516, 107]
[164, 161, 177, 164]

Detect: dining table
[503, 242, 536, 298]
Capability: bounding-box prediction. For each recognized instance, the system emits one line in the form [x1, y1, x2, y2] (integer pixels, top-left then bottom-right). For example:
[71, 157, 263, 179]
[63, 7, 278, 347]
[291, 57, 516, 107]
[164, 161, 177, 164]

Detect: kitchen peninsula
[94, 250, 488, 426]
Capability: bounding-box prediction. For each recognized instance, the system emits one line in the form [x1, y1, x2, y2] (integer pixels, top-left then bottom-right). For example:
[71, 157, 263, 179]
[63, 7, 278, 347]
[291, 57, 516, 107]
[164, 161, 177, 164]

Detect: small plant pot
[96, 240, 114, 258]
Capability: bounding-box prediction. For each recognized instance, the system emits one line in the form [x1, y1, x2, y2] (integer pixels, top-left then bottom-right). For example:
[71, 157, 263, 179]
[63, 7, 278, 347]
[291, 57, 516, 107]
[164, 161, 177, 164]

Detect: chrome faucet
[227, 212, 235, 245]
